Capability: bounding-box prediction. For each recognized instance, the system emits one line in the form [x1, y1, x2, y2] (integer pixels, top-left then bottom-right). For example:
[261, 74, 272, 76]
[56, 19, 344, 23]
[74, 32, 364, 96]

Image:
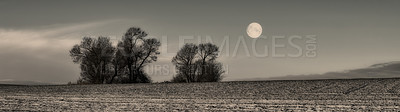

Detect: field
[1, 78, 400, 111]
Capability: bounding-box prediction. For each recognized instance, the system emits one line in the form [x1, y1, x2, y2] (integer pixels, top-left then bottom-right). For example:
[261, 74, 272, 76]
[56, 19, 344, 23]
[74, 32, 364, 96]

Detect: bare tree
[118, 27, 161, 83]
[108, 49, 125, 84]
[172, 43, 198, 82]
[69, 36, 115, 84]
[171, 43, 224, 83]
[197, 43, 219, 81]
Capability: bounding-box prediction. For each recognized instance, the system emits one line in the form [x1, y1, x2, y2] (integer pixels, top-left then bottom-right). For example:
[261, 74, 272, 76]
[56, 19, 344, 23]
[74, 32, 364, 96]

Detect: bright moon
[246, 22, 262, 38]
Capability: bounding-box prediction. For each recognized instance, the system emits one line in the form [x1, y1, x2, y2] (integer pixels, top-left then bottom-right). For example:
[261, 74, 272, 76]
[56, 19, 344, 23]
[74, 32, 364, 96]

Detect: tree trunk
[109, 64, 118, 84]
[128, 64, 133, 83]
[97, 64, 101, 84]
[201, 58, 206, 82]
[102, 62, 106, 84]
[133, 69, 137, 83]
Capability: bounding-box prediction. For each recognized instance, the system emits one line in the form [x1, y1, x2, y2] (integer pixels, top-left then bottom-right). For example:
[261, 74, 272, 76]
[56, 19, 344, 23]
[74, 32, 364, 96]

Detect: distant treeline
[69, 27, 224, 84]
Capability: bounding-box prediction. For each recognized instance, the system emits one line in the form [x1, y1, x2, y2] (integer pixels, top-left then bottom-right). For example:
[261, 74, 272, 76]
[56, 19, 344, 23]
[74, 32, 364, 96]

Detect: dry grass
[1, 78, 400, 111]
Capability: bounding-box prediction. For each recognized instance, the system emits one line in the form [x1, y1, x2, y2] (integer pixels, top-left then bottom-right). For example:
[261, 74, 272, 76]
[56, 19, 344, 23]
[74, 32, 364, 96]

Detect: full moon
[246, 22, 262, 38]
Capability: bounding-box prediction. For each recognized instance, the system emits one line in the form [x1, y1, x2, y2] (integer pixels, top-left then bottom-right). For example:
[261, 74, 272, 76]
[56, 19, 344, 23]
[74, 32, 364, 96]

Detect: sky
[1, 0, 400, 83]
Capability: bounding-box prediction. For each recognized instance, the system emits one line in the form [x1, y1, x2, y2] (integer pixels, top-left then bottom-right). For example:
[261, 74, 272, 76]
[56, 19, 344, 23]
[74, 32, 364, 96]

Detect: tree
[198, 61, 224, 82]
[69, 27, 160, 84]
[69, 36, 115, 84]
[197, 43, 219, 81]
[171, 43, 224, 83]
[118, 27, 161, 83]
[108, 49, 125, 84]
[172, 43, 198, 82]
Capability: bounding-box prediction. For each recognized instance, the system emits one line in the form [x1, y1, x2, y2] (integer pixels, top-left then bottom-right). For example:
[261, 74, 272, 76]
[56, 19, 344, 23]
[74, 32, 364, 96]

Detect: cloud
[0, 19, 120, 83]
[0, 19, 120, 50]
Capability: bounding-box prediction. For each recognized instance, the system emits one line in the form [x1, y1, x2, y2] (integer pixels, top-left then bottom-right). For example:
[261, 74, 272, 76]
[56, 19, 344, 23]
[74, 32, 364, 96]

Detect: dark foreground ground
[1, 78, 400, 111]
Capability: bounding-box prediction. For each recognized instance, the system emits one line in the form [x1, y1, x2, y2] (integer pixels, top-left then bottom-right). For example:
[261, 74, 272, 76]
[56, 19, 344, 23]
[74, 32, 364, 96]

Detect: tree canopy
[69, 27, 161, 84]
[172, 43, 224, 83]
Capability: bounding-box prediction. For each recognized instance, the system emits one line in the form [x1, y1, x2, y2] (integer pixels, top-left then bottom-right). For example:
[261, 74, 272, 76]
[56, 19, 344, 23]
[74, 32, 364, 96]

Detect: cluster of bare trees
[70, 27, 224, 84]
[171, 43, 224, 83]
[69, 27, 160, 84]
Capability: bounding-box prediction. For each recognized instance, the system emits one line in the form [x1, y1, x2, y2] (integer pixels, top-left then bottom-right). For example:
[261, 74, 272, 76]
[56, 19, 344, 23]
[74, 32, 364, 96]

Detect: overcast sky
[1, 0, 400, 83]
